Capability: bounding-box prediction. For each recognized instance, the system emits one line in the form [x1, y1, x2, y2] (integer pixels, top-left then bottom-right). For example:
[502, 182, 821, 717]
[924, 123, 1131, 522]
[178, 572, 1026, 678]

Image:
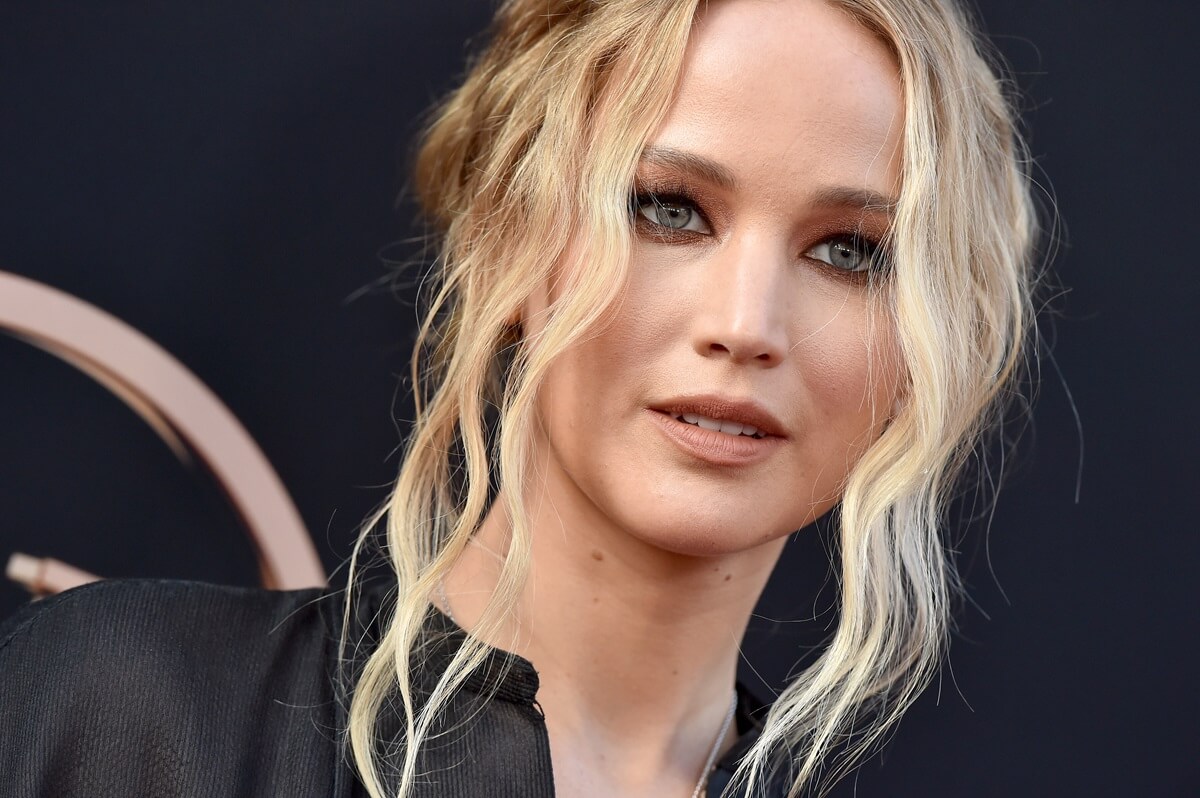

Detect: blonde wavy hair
[341, 0, 1039, 796]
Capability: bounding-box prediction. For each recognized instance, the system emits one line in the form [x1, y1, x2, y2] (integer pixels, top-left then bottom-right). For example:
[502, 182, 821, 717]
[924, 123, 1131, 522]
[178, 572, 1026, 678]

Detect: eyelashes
[628, 183, 891, 278]
[629, 184, 711, 236]
[806, 234, 888, 275]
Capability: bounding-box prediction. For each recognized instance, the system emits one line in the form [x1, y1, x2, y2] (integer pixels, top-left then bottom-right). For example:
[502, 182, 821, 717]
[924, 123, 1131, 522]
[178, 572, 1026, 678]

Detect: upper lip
[650, 394, 788, 438]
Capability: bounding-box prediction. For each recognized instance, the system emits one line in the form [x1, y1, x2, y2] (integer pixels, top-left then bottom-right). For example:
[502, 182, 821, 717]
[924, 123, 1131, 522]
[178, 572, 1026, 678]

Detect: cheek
[564, 263, 683, 385]
[535, 310, 656, 444]
[533, 267, 686, 482]
[792, 295, 901, 439]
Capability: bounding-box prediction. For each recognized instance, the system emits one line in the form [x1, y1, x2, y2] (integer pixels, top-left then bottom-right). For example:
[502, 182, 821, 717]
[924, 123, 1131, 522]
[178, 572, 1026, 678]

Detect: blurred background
[1, 1, 1196, 795]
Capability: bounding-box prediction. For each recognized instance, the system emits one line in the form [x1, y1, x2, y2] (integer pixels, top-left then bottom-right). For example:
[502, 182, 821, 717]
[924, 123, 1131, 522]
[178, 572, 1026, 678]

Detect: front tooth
[695, 416, 721, 431]
[681, 413, 702, 425]
[718, 420, 744, 436]
[741, 424, 759, 437]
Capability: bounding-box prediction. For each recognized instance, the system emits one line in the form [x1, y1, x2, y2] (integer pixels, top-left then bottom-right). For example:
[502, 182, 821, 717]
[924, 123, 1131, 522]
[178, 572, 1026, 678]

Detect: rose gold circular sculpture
[0, 270, 326, 594]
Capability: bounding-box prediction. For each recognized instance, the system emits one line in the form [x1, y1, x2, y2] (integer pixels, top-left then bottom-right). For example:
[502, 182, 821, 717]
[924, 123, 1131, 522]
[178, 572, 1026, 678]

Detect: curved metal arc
[0, 270, 326, 591]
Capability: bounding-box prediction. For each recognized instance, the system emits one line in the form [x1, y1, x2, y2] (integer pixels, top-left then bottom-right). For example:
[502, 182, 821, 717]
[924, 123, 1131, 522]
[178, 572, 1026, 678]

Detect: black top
[0, 579, 786, 797]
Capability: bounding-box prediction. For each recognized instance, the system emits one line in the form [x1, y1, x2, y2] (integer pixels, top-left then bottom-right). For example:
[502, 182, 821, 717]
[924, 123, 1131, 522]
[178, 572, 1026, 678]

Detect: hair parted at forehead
[344, 1, 1040, 796]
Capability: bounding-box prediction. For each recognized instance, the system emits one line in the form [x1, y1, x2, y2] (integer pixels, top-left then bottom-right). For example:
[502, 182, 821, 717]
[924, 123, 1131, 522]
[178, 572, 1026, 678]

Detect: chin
[621, 505, 795, 559]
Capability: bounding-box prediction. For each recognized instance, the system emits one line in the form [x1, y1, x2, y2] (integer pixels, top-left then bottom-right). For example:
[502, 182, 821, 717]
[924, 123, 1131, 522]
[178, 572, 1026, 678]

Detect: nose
[691, 234, 790, 367]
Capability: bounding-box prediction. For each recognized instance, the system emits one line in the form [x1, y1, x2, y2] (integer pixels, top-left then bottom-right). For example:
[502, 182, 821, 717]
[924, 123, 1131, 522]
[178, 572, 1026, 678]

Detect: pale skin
[440, 1, 905, 796]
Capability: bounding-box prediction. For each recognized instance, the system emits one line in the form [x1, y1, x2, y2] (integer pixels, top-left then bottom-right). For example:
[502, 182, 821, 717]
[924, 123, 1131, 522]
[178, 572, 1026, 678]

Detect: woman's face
[529, 0, 905, 557]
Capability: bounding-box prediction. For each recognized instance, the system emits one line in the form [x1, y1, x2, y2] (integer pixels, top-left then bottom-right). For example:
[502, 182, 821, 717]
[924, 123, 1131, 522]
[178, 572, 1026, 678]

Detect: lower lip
[645, 409, 783, 467]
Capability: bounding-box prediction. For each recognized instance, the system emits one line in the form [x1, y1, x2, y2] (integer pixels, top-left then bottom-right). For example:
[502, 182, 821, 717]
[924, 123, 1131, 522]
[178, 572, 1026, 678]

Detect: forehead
[651, 0, 903, 199]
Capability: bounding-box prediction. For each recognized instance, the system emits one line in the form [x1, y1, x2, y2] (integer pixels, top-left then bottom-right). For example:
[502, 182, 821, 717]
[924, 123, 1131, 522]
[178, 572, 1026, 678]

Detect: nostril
[705, 341, 780, 363]
[698, 332, 785, 365]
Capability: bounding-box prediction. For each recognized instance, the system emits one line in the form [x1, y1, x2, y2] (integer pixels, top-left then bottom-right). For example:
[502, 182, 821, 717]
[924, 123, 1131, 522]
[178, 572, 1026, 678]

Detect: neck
[441, 466, 786, 793]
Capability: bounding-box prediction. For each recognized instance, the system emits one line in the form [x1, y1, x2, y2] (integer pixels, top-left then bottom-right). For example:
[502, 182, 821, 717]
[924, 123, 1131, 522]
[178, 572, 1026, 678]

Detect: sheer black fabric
[0, 579, 785, 797]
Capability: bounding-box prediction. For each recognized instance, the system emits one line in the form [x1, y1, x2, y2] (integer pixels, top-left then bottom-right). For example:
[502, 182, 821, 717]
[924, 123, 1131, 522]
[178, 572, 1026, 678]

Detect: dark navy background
[1, 2, 1195, 795]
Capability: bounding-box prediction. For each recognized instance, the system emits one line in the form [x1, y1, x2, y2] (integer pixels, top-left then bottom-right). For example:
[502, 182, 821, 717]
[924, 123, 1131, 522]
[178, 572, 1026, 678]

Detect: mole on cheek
[590, 550, 604, 562]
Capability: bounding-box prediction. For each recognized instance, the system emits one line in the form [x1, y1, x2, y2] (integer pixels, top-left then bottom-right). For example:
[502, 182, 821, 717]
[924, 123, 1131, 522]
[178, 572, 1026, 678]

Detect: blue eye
[632, 194, 710, 234]
[805, 235, 882, 273]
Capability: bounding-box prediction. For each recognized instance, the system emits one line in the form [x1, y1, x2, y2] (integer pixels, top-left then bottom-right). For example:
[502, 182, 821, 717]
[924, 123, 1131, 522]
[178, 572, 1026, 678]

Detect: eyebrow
[639, 145, 738, 191]
[638, 145, 898, 217]
[809, 185, 898, 216]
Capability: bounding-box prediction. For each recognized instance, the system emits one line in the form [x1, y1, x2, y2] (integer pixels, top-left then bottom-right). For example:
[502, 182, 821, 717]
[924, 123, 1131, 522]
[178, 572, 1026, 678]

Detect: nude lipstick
[645, 395, 786, 467]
